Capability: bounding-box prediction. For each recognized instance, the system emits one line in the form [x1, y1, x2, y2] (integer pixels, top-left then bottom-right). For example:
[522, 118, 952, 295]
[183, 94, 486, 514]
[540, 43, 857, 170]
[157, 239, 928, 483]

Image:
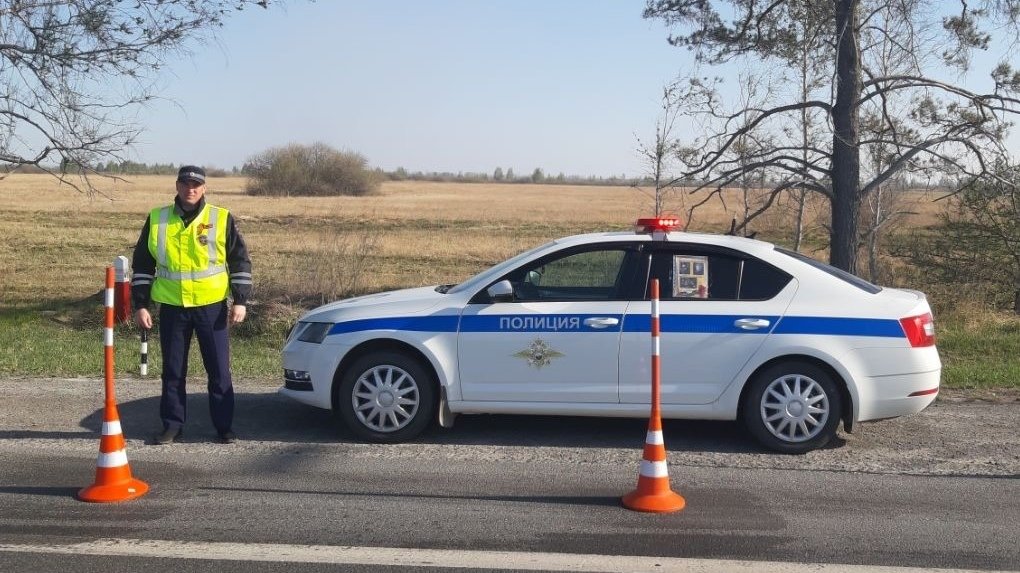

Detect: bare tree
[656, 72, 787, 236]
[635, 85, 687, 220]
[860, 135, 916, 283]
[0, 0, 272, 193]
[782, 0, 829, 252]
[858, 3, 925, 282]
[730, 73, 780, 237]
[644, 0, 1020, 273]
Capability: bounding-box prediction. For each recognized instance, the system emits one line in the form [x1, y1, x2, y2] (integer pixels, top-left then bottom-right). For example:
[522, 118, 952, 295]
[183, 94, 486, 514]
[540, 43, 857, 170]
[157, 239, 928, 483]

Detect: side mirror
[486, 280, 514, 302]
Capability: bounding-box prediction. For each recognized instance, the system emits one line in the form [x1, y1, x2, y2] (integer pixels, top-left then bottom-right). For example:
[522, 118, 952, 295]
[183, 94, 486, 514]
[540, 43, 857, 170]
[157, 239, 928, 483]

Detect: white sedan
[280, 219, 940, 453]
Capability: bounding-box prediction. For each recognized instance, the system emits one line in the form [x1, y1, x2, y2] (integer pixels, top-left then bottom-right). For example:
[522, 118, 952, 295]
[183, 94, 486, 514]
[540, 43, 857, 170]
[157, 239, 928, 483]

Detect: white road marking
[0, 538, 1007, 573]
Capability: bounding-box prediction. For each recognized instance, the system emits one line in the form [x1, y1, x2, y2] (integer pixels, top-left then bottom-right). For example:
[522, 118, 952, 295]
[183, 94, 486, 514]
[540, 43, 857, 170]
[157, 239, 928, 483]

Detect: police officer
[131, 166, 252, 445]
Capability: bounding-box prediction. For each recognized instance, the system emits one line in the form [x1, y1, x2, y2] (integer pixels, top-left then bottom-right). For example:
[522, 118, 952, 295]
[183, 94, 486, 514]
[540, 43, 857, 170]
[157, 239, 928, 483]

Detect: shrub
[244, 143, 382, 197]
[893, 165, 1020, 314]
[256, 219, 379, 308]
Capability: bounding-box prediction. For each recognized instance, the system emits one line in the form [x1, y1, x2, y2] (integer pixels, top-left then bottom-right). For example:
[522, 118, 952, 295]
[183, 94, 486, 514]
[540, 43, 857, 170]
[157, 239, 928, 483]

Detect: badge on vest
[198, 234, 209, 246]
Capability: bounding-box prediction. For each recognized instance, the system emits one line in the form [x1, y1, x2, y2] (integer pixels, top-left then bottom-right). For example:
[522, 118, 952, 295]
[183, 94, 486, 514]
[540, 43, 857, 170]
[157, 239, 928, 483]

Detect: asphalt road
[0, 378, 1018, 572]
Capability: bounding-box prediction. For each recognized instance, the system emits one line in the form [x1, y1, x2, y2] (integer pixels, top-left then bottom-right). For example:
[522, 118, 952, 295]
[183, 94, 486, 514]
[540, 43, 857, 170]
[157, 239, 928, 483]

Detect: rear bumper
[857, 368, 941, 421]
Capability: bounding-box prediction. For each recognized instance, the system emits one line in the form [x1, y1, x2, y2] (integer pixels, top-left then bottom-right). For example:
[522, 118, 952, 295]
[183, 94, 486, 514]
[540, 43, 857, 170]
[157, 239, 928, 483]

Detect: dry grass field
[0, 173, 947, 308]
[0, 175, 641, 306]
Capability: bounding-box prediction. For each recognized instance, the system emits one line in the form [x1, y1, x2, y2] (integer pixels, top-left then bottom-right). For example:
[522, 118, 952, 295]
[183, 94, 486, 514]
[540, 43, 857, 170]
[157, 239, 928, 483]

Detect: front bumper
[284, 368, 314, 391]
[280, 339, 345, 410]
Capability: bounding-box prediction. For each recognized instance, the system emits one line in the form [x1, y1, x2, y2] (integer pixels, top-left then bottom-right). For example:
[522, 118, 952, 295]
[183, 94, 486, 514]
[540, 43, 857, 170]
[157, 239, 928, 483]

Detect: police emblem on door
[513, 338, 564, 369]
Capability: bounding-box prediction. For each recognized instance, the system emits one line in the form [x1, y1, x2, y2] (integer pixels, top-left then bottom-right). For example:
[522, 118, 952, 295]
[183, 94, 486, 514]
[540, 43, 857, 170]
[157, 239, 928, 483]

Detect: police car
[281, 218, 940, 453]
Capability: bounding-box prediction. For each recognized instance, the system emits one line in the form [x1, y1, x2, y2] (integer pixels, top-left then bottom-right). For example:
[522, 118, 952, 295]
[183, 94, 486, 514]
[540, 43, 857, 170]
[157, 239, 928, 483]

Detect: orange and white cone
[78, 266, 149, 503]
[78, 403, 149, 503]
[621, 413, 685, 513]
[621, 278, 685, 513]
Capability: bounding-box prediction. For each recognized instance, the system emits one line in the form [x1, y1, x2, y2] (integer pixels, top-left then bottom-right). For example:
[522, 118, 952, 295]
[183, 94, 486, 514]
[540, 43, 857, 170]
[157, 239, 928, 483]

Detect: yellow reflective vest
[147, 203, 230, 307]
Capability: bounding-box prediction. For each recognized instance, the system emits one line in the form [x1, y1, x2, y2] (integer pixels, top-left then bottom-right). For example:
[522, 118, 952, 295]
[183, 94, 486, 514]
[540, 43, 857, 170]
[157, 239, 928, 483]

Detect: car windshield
[775, 247, 882, 294]
[445, 240, 557, 295]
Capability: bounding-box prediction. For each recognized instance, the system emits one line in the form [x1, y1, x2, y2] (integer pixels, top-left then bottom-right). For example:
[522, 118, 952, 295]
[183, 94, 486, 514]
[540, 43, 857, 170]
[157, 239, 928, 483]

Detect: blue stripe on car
[327, 316, 460, 335]
[325, 314, 906, 338]
[772, 316, 904, 337]
[622, 314, 779, 334]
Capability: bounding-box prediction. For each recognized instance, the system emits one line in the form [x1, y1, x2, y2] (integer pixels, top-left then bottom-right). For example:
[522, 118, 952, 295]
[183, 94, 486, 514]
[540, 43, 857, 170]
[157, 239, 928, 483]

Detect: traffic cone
[78, 402, 149, 503]
[622, 278, 685, 513]
[621, 413, 685, 513]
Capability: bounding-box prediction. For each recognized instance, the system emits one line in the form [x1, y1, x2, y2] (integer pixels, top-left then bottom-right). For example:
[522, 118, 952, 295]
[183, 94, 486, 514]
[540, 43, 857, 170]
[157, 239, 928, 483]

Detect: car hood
[300, 286, 447, 323]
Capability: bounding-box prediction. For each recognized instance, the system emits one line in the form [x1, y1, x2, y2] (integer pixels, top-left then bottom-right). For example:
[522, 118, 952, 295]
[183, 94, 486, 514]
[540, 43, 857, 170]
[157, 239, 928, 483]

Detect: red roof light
[635, 217, 682, 234]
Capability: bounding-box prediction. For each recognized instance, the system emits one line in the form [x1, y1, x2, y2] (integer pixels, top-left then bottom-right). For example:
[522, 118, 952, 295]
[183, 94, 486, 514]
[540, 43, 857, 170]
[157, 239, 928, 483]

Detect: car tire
[741, 361, 842, 454]
[337, 351, 437, 443]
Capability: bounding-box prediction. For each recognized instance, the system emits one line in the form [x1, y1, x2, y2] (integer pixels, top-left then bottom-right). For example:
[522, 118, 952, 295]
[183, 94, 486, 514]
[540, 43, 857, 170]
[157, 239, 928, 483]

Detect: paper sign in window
[673, 255, 708, 298]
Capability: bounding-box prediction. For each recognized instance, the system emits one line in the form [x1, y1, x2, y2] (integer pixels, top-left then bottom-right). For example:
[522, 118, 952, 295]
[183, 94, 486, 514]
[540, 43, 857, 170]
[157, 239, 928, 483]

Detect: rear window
[775, 248, 881, 294]
[739, 258, 793, 300]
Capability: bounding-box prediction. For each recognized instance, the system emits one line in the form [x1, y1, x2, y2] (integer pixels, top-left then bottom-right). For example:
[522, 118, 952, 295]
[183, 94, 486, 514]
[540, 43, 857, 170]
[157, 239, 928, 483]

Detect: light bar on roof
[634, 217, 682, 234]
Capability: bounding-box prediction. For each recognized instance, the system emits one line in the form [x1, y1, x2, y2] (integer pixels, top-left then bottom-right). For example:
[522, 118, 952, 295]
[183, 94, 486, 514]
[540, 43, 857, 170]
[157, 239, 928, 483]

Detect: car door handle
[584, 317, 620, 329]
[735, 318, 771, 330]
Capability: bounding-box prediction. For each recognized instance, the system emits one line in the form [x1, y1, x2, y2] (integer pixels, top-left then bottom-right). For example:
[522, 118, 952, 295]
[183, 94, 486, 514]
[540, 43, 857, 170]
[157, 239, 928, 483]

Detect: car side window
[649, 247, 792, 301]
[739, 257, 793, 300]
[512, 248, 629, 302]
[650, 250, 740, 300]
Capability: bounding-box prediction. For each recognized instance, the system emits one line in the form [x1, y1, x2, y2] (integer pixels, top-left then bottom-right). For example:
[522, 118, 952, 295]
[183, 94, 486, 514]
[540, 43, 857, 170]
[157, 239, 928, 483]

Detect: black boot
[153, 427, 181, 445]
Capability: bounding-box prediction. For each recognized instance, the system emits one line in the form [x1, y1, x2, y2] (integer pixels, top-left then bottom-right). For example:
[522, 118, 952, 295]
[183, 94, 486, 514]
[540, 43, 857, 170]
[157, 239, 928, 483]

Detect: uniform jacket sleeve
[131, 217, 156, 311]
[226, 213, 253, 305]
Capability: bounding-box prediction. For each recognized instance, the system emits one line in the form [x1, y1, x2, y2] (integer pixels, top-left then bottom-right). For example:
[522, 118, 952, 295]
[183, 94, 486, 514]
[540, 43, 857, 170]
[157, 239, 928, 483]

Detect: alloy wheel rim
[760, 374, 830, 443]
[352, 365, 420, 432]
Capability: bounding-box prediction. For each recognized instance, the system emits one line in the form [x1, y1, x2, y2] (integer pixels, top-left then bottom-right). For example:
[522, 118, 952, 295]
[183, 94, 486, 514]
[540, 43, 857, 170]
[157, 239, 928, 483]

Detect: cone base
[621, 489, 686, 513]
[77, 478, 149, 503]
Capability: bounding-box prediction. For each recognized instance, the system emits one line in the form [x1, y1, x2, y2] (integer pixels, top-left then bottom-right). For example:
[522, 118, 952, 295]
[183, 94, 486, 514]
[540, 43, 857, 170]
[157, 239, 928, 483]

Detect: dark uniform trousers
[159, 300, 234, 434]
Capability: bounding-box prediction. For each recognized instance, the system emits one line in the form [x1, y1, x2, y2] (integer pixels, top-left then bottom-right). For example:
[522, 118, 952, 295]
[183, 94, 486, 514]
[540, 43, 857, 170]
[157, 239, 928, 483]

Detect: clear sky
[136, 0, 684, 178]
[134, 0, 1018, 178]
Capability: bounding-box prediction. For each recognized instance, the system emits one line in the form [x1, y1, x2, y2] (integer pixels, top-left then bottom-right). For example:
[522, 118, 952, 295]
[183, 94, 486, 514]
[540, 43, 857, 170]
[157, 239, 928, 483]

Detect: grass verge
[937, 308, 1020, 389]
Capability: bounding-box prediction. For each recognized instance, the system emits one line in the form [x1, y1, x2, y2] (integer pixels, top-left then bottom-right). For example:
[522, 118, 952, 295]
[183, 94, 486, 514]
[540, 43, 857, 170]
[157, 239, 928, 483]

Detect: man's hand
[135, 308, 153, 330]
[229, 304, 247, 326]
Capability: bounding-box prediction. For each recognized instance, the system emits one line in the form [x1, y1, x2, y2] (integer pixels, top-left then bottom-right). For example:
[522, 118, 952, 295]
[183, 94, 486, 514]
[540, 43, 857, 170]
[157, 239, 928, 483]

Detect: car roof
[551, 230, 778, 257]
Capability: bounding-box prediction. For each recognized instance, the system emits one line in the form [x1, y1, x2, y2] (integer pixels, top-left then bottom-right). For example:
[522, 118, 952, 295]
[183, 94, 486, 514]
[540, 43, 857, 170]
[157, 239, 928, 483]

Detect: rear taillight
[899, 312, 936, 347]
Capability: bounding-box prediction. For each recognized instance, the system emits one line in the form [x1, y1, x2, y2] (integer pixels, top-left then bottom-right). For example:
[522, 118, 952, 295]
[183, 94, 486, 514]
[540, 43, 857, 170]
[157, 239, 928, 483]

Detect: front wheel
[337, 351, 436, 443]
[742, 361, 842, 454]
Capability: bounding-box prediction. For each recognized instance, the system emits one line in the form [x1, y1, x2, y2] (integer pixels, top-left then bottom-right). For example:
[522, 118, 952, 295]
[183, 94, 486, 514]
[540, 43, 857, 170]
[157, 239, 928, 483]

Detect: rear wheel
[337, 351, 436, 443]
[742, 361, 842, 454]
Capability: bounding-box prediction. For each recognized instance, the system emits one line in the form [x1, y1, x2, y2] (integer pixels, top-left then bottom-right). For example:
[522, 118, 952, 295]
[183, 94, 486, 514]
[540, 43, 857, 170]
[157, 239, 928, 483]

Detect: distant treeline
[95, 161, 651, 186]
[3, 161, 946, 190]
[94, 161, 237, 177]
[35, 160, 657, 186]
[382, 166, 651, 186]
[1, 161, 238, 177]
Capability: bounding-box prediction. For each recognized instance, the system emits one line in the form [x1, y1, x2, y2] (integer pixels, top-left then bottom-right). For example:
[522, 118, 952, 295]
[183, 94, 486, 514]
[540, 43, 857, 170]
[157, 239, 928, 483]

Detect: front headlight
[296, 321, 333, 344]
[287, 321, 333, 344]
